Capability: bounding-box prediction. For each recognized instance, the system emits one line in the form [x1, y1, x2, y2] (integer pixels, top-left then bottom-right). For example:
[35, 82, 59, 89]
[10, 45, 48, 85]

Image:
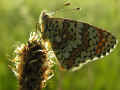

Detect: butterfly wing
[41, 16, 117, 71]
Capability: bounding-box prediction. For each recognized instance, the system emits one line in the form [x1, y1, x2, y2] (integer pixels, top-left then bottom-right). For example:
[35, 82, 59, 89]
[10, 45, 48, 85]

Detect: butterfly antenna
[53, 1, 80, 15]
[64, 1, 81, 11]
[64, 2, 71, 6]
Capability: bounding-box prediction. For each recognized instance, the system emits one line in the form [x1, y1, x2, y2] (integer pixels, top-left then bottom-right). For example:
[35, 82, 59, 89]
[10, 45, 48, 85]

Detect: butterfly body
[39, 11, 117, 71]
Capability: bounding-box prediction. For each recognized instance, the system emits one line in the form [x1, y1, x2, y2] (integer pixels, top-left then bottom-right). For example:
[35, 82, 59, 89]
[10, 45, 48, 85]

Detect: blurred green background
[0, 0, 120, 90]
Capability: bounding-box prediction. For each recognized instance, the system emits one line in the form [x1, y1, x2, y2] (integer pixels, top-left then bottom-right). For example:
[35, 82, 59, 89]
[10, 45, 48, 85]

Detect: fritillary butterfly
[39, 10, 118, 71]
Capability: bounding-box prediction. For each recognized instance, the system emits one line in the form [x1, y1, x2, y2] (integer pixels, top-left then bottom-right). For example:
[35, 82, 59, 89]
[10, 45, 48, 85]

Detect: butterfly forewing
[39, 11, 117, 71]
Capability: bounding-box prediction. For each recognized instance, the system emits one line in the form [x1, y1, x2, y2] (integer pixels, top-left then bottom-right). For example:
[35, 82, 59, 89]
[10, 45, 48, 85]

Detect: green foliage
[0, 0, 120, 90]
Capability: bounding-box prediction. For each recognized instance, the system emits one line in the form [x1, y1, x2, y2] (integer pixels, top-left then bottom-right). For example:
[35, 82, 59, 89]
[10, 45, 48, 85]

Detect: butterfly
[39, 10, 118, 71]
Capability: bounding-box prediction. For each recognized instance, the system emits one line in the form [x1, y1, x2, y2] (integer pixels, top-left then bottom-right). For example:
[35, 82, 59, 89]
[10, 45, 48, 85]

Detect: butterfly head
[39, 10, 55, 34]
[39, 10, 49, 25]
[39, 10, 55, 24]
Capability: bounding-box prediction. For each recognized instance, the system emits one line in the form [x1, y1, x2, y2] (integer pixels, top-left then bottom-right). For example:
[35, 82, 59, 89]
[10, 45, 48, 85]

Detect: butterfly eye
[42, 14, 49, 21]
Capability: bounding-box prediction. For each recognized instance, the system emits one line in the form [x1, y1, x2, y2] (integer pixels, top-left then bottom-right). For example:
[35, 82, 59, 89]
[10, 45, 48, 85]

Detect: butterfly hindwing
[40, 11, 117, 71]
